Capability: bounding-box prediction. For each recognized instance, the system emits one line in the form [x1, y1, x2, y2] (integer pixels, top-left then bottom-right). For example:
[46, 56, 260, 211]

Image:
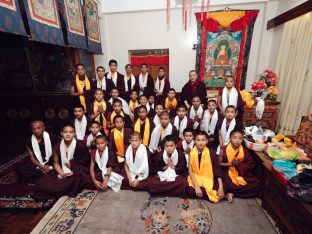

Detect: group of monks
[17, 60, 260, 203]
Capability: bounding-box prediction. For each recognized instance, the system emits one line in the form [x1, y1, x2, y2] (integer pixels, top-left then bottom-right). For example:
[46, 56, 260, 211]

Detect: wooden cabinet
[243, 101, 280, 131]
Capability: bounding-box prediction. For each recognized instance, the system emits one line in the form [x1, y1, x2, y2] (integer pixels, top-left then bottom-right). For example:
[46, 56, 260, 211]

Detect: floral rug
[0, 153, 54, 210]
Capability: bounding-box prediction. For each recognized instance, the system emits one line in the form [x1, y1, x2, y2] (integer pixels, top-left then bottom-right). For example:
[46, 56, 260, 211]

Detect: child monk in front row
[90, 135, 123, 192]
[122, 132, 151, 191]
[149, 135, 188, 198]
[218, 130, 260, 202]
[187, 131, 228, 203]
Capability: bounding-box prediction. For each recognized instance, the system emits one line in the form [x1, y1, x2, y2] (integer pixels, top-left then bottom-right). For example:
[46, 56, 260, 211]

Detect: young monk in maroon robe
[92, 66, 115, 102]
[218, 130, 260, 201]
[122, 64, 140, 102]
[16, 120, 59, 183]
[83, 121, 102, 151]
[180, 70, 207, 108]
[154, 67, 170, 105]
[163, 88, 178, 119]
[173, 104, 193, 140]
[134, 95, 156, 121]
[90, 135, 123, 192]
[107, 99, 132, 130]
[177, 128, 195, 168]
[89, 89, 109, 135]
[149, 135, 188, 198]
[152, 104, 164, 126]
[217, 76, 244, 120]
[122, 132, 151, 191]
[104, 59, 125, 97]
[72, 104, 91, 141]
[33, 125, 91, 200]
[186, 131, 228, 203]
[133, 105, 155, 147]
[138, 63, 154, 97]
[149, 111, 178, 154]
[200, 99, 222, 150]
[189, 96, 205, 132]
[109, 115, 133, 173]
[70, 63, 93, 113]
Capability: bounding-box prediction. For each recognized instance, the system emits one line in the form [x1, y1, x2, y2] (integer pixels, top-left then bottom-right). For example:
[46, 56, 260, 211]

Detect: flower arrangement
[251, 80, 267, 97]
[259, 69, 278, 87]
[267, 86, 279, 100]
[251, 69, 279, 100]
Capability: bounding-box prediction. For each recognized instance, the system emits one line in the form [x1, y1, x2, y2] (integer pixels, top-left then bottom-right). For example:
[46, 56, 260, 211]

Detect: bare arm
[90, 158, 96, 182]
[124, 161, 132, 183]
[218, 150, 232, 167]
[53, 149, 64, 177]
[217, 95, 224, 114]
[27, 147, 44, 169]
[70, 85, 82, 97]
[188, 164, 199, 189]
[218, 129, 223, 147]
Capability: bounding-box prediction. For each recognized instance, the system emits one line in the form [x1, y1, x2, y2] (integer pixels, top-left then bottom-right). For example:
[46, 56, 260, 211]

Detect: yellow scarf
[129, 100, 139, 120]
[113, 128, 124, 163]
[188, 146, 220, 203]
[134, 118, 150, 146]
[165, 97, 178, 113]
[226, 144, 247, 186]
[94, 100, 108, 135]
[75, 74, 91, 112]
[110, 111, 124, 124]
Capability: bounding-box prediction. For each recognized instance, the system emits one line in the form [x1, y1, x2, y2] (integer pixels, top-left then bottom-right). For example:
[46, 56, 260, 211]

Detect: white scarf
[173, 116, 188, 137]
[124, 74, 136, 92]
[139, 73, 148, 95]
[146, 103, 154, 110]
[108, 97, 131, 116]
[217, 118, 236, 154]
[75, 115, 87, 140]
[153, 114, 160, 126]
[86, 132, 102, 148]
[221, 87, 238, 110]
[96, 77, 106, 90]
[31, 131, 52, 165]
[149, 123, 173, 152]
[182, 140, 194, 167]
[154, 77, 165, 94]
[125, 144, 149, 181]
[189, 105, 204, 120]
[157, 149, 179, 182]
[60, 138, 76, 174]
[201, 109, 218, 135]
[95, 148, 124, 192]
[107, 71, 118, 86]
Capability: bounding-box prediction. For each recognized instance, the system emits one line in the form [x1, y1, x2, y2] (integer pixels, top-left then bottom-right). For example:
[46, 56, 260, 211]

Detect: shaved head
[30, 120, 45, 128]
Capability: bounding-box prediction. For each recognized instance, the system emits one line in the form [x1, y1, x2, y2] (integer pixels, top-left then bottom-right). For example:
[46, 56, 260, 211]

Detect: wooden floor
[0, 211, 46, 234]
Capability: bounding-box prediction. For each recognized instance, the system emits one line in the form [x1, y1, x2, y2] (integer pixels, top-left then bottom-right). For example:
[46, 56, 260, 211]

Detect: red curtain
[130, 55, 169, 66]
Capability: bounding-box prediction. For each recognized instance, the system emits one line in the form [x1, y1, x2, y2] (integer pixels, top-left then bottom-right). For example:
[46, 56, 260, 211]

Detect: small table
[253, 151, 312, 234]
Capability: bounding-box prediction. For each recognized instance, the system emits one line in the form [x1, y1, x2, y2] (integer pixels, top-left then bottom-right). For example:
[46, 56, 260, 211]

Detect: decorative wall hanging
[195, 10, 259, 89]
[85, 0, 101, 54]
[0, 0, 27, 36]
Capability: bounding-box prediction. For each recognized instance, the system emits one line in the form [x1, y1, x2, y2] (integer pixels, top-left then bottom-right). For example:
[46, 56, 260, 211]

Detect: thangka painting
[61, 0, 87, 49]
[85, 0, 102, 54]
[0, 0, 26, 36]
[23, 0, 64, 45]
[195, 10, 259, 89]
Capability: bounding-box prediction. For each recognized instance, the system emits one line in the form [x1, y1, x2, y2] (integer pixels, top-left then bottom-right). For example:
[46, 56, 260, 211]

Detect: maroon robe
[155, 78, 170, 105]
[133, 106, 156, 122]
[137, 74, 154, 97]
[202, 111, 223, 150]
[186, 148, 228, 201]
[149, 150, 188, 198]
[188, 105, 206, 132]
[180, 80, 207, 106]
[133, 118, 155, 146]
[16, 132, 60, 183]
[90, 148, 120, 183]
[218, 88, 244, 121]
[71, 116, 92, 137]
[104, 71, 125, 97]
[70, 76, 94, 113]
[158, 126, 179, 151]
[220, 146, 260, 198]
[121, 145, 151, 191]
[177, 140, 195, 155]
[122, 76, 140, 102]
[107, 111, 133, 129]
[91, 78, 115, 101]
[173, 116, 193, 138]
[88, 101, 109, 135]
[217, 117, 244, 134]
[33, 140, 92, 200]
[109, 128, 133, 173]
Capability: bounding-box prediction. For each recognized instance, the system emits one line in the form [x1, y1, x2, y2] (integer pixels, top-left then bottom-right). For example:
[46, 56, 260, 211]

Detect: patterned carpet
[32, 189, 278, 234]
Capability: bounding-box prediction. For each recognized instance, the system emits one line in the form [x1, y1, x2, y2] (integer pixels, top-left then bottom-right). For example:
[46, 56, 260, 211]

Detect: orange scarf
[93, 100, 108, 135]
[187, 146, 220, 203]
[110, 111, 124, 124]
[75, 74, 91, 112]
[134, 118, 150, 146]
[226, 144, 247, 186]
[129, 100, 139, 120]
[113, 128, 124, 163]
[165, 97, 178, 113]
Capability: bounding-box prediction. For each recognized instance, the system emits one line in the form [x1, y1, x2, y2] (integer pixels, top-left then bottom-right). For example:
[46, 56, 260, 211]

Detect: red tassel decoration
[206, 0, 211, 19]
[184, 8, 187, 31]
[166, 0, 170, 31]
[182, 0, 185, 30]
[201, 0, 205, 21]
[189, 0, 193, 25]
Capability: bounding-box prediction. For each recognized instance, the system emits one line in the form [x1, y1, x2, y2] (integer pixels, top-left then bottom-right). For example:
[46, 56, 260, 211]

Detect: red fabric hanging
[130, 55, 169, 66]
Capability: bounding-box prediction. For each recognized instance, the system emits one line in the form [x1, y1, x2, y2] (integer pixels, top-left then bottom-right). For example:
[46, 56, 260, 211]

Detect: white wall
[94, 0, 308, 91]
